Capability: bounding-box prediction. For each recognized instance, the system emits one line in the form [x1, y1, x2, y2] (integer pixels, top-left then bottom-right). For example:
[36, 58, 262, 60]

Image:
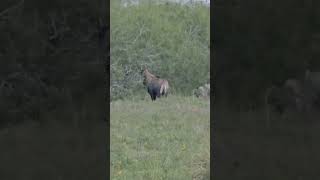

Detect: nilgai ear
[140, 65, 146, 74]
[141, 65, 146, 70]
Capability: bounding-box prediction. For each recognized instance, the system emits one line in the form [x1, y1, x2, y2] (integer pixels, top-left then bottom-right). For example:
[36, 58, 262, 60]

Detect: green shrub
[111, 1, 210, 100]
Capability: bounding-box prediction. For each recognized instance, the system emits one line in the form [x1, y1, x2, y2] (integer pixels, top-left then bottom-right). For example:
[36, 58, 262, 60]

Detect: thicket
[0, 0, 107, 126]
[110, 1, 210, 100]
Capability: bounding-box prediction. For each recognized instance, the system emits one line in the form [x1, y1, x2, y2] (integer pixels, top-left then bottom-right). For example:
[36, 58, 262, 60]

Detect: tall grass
[111, 95, 210, 179]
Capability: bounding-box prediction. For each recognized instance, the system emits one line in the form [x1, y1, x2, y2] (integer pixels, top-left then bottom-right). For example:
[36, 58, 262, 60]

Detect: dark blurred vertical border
[211, 0, 319, 179]
[102, 0, 110, 178]
[99, 0, 110, 177]
[0, 0, 109, 178]
[210, 0, 215, 180]
[100, 0, 110, 178]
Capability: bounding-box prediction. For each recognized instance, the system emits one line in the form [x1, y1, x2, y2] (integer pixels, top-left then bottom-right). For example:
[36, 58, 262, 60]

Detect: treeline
[110, 1, 210, 100]
[213, 0, 319, 108]
[0, 0, 107, 126]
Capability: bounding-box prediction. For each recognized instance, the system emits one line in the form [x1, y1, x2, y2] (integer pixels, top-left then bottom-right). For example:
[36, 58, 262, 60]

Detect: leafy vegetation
[111, 1, 210, 100]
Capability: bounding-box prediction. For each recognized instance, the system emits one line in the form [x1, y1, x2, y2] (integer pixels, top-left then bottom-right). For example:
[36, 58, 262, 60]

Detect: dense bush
[110, 1, 210, 100]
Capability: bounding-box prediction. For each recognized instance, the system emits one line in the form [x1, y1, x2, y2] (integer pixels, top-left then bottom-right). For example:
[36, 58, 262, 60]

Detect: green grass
[110, 95, 210, 180]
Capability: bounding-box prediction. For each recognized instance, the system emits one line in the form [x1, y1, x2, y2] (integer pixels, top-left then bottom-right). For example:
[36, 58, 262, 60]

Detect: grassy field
[110, 95, 210, 180]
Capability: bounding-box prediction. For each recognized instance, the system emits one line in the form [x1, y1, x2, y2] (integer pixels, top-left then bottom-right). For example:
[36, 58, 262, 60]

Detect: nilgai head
[140, 65, 148, 75]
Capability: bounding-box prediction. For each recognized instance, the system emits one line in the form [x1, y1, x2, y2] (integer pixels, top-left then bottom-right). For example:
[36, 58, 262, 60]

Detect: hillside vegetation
[111, 1, 210, 100]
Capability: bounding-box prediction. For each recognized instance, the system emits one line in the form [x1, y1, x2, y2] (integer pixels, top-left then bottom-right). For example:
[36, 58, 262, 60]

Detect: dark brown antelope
[141, 68, 170, 101]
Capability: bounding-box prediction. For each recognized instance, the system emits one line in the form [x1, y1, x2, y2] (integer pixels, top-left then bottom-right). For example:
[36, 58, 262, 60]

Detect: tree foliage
[111, 1, 210, 100]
